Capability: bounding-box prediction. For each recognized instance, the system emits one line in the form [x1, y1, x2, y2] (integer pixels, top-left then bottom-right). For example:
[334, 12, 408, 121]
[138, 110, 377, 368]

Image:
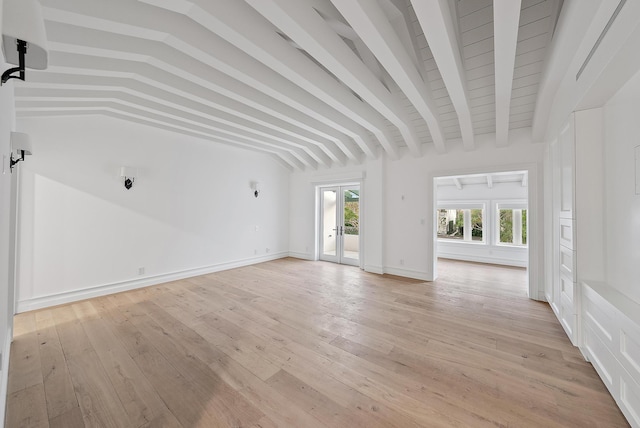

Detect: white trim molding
[582, 280, 640, 427]
[0, 326, 13, 428]
[384, 267, 430, 281]
[16, 252, 289, 313]
[288, 251, 314, 260]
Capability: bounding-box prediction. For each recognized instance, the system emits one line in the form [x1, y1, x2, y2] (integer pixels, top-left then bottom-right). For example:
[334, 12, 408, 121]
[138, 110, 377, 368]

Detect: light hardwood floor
[5, 258, 629, 427]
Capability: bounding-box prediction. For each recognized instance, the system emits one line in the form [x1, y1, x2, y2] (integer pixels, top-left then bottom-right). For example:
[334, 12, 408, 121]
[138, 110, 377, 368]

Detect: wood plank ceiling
[14, 0, 561, 170]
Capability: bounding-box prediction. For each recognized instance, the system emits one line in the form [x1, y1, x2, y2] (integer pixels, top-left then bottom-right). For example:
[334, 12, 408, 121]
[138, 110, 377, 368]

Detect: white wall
[15, 115, 290, 311]
[436, 181, 528, 267]
[289, 130, 546, 297]
[385, 133, 544, 296]
[0, 0, 15, 422]
[603, 69, 640, 305]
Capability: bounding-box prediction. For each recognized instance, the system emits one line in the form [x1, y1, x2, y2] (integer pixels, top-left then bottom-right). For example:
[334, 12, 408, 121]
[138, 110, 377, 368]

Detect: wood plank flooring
[5, 258, 630, 427]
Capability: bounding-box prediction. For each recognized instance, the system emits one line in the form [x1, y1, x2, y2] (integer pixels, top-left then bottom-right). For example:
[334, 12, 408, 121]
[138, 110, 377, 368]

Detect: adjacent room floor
[5, 258, 629, 427]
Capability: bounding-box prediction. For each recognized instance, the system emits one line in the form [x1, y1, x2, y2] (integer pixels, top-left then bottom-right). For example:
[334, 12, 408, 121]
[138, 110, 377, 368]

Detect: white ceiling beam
[453, 177, 462, 190]
[412, 0, 475, 151]
[30, 66, 345, 168]
[41, 0, 375, 160]
[151, 0, 399, 159]
[41, 22, 360, 166]
[245, 0, 422, 157]
[381, 0, 426, 80]
[332, 0, 447, 154]
[17, 97, 319, 169]
[487, 175, 493, 189]
[16, 85, 333, 167]
[18, 106, 301, 170]
[493, 0, 522, 147]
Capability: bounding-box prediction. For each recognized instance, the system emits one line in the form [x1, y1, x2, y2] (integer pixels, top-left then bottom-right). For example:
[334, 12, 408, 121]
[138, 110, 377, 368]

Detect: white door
[319, 185, 360, 266]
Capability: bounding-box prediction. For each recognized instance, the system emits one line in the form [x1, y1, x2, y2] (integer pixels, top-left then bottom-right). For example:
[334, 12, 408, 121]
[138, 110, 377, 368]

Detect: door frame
[429, 162, 540, 301]
[316, 181, 363, 269]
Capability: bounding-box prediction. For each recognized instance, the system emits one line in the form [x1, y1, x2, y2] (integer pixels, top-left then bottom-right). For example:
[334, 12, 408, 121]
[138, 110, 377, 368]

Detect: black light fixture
[1, 0, 49, 86]
[120, 166, 137, 190]
[9, 132, 33, 172]
[251, 181, 261, 198]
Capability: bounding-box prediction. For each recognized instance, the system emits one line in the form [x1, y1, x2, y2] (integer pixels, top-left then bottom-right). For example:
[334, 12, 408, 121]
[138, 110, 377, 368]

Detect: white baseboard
[383, 267, 431, 281]
[16, 252, 289, 313]
[364, 264, 384, 275]
[288, 251, 314, 261]
[0, 326, 13, 428]
[438, 253, 527, 268]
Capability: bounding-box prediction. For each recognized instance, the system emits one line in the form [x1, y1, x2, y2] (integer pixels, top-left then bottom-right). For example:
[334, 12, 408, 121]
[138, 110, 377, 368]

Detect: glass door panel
[341, 186, 360, 266]
[319, 185, 360, 266]
[320, 188, 339, 262]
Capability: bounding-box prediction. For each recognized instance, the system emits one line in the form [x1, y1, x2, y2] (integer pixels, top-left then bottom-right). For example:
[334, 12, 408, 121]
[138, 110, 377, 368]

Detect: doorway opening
[434, 170, 531, 296]
[318, 184, 360, 266]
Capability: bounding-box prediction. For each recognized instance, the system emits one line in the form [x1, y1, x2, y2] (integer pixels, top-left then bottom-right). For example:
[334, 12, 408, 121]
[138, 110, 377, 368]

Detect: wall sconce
[251, 181, 260, 198]
[10, 132, 32, 172]
[120, 166, 137, 190]
[1, 0, 49, 85]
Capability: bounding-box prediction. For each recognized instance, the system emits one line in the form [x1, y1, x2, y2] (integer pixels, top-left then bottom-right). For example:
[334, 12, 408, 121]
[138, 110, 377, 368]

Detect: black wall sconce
[251, 181, 261, 198]
[9, 132, 32, 172]
[120, 166, 137, 190]
[1, 0, 49, 86]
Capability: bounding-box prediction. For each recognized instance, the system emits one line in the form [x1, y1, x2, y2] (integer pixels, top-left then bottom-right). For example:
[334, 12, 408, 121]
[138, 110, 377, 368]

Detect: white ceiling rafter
[13, 0, 564, 165]
[19, 105, 301, 170]
[245, 0, 422, 158]
[37, 47, 337, 168]
[17, 96, 319, 169]
[493, 0, 522, 147]
[16, 85, 333, 167]
[25, 67, 347, 166]
[332, 0, 447, 154]
[40, 0, 375, 167]
[412, 0, 475, 151]
[145, 0, 400, 159]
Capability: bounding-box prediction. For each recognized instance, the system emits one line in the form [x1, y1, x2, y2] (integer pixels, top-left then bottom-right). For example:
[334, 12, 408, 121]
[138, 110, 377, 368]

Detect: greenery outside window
[497, 205, 527, 246]
[437, 208, 484, 242]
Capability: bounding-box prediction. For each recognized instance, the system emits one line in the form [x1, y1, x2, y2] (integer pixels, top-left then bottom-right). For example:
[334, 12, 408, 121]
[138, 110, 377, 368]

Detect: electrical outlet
[400, 259, 404, 266]
[254, 249, 258, 255]
[138, 267, 145, 275]
[266, 248, 270, 253]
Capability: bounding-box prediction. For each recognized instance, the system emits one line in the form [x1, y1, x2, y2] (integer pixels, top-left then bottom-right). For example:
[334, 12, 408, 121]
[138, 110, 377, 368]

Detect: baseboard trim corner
[383, 267, 431, 281]
[288, 251, 314, 260]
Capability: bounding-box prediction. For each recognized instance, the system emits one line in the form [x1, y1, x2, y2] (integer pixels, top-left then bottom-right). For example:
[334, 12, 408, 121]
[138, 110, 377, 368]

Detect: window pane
[471, 209, 483, 241]
[437, 209, 464, 240]
[499, 209, 513, 243]
[522, 210, 527, 245]
[437, 208, 484, 242]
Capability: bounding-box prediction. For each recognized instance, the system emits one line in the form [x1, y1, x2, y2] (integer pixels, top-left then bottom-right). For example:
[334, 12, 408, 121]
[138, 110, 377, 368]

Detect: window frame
[436, 201, 487, 245]
[494, 200, 528, 247]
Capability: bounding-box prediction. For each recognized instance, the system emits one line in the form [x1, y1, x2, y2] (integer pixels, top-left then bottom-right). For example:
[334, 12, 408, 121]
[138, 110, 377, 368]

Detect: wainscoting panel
[582, 281, 640, 427]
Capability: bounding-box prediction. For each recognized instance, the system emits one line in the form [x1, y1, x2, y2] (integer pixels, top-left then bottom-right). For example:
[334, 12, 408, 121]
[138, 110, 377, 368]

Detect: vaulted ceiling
[13, 0, 563, 170]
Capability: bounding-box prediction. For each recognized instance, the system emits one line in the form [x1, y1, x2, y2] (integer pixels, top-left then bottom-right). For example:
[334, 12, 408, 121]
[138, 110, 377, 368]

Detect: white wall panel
[582, 281, 640, 427]
[15, 115, 291, 311]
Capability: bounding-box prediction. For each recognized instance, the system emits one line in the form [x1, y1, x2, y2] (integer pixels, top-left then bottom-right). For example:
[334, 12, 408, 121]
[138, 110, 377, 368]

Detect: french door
[319, 185, 360, 266]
